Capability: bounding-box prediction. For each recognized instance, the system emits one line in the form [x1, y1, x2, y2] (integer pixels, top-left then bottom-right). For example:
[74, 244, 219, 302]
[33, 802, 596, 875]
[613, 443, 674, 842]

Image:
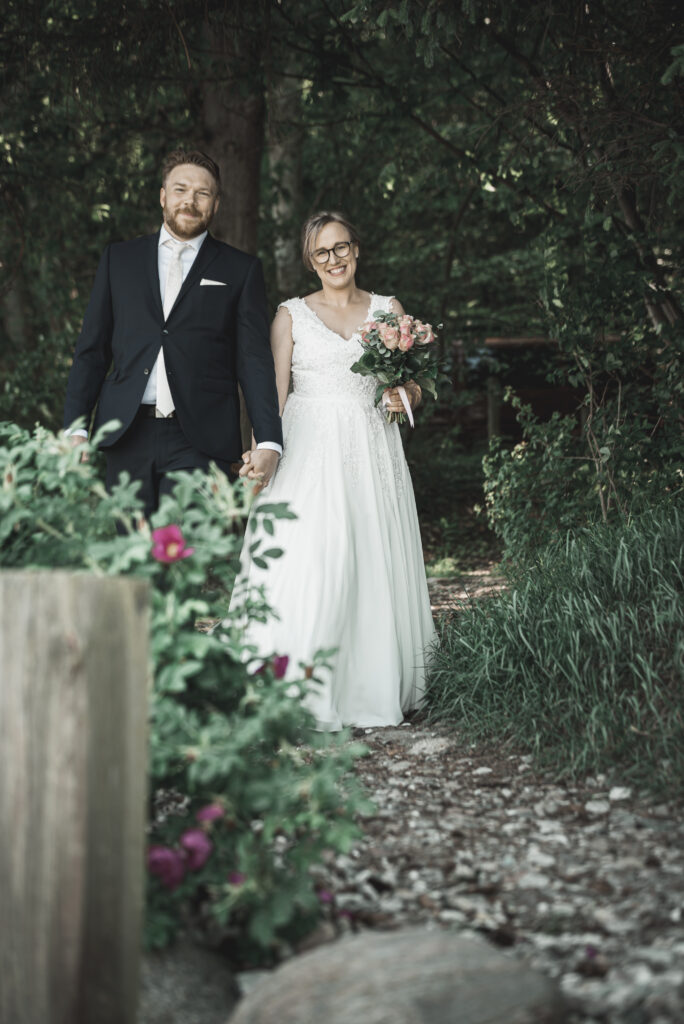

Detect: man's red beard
[164, 205, 214, 239]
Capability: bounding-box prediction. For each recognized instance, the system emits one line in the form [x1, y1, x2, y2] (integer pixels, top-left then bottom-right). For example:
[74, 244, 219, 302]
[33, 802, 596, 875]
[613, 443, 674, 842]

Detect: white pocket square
[200, 278, 227, 286]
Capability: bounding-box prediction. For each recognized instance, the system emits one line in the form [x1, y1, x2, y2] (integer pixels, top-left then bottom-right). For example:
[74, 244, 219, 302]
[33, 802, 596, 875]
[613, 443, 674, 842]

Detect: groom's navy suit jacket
[63, 230, 282, 464]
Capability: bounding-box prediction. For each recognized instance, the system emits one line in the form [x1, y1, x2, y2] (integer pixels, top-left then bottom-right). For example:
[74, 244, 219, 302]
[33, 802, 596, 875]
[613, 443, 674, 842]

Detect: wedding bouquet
[350, 310, 438, 425]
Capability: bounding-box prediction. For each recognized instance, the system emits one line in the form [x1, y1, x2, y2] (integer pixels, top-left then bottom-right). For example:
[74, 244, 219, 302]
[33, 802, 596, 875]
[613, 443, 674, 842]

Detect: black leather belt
[139, 405, 176, 419]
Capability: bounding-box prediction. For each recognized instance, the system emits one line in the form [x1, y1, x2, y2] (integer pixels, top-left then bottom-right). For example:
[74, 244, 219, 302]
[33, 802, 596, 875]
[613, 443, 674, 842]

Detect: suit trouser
[104, 407, 213, 520]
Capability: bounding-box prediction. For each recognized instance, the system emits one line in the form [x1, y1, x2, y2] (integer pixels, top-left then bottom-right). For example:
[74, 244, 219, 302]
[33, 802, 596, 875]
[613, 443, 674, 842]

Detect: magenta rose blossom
[254, 655, 290, 678]
[151, 524, 195, 563]
[180, 828, 213, 871]
[196, 802, 225, 823]
[273, 654, 290, 679]
[148, 845, 186, 890]
[228, 871, 246, 886]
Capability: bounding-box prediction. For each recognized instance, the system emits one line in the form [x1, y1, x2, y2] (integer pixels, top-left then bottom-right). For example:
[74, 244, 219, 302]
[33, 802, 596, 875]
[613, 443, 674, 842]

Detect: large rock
[228, 927, 567, 1024]
[139, 941, 239, 1024]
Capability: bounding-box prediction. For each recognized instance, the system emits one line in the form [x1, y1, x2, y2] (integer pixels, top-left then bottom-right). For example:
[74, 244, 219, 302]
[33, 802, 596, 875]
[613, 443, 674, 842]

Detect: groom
[64, 149, 282, 516]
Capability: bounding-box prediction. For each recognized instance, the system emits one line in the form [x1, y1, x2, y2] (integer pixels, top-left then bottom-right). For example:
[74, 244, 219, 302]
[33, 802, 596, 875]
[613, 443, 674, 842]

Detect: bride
[235, 211, 436, 730]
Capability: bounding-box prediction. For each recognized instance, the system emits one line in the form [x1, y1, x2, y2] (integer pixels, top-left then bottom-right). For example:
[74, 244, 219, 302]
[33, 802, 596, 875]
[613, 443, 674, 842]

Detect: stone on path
[139, 941, 239, 1024]
[409, 736, 452, 756]
[228, 927, 567, 1024]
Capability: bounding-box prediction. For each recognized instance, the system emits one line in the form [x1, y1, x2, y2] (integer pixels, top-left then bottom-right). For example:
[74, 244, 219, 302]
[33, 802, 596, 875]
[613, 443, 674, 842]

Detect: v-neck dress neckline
[300, 293, 375, 342]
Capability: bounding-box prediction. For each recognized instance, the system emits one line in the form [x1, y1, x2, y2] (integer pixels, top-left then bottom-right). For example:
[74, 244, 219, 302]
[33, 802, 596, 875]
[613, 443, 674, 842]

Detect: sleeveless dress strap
[369, 294, 395, 316]
[277, 298, 305, 341]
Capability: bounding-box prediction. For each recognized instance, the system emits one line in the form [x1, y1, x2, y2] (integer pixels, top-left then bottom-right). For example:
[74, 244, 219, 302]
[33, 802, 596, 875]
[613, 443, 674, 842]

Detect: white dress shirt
[140, 225, 207, 405]
[72, 223, 282, 455]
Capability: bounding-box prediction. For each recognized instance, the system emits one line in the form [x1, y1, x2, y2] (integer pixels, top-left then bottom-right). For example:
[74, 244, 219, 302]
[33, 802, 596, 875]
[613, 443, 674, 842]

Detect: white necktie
[156, 239, 190, 416]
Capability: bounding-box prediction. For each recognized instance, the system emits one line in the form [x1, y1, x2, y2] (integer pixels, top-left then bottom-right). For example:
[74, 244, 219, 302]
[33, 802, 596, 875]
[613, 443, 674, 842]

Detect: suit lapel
[167, 234, 221, 319]
[145, 230, 164, 320]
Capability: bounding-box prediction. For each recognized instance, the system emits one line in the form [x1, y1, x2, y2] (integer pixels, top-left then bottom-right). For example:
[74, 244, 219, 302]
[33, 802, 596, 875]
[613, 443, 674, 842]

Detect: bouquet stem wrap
[386, 385, 415, 427]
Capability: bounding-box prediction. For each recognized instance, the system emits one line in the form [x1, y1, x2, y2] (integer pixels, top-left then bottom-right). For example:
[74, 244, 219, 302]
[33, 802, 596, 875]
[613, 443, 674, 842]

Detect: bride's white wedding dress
[234, 293, 436, 730]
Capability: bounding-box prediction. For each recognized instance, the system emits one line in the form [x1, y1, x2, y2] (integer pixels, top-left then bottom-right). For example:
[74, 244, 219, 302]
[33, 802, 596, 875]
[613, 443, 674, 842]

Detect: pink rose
[148, 845, 186, 890]
[380, 325, 399, 350]
[361, 321, 379, 342]
[151, 524, 195, 563]
[417, 326, 434, 345]
[398, 333, 414, 351]
[180, 828, 213, 871]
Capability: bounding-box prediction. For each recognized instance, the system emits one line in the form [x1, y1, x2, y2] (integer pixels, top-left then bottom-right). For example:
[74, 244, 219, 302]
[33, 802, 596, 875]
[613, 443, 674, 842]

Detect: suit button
[143, 368, 150, 375]
[162, 329, 169, 335]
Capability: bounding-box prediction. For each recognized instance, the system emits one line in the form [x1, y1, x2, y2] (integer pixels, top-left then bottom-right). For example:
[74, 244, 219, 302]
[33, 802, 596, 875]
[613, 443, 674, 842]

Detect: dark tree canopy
[1, 0, 682, 532]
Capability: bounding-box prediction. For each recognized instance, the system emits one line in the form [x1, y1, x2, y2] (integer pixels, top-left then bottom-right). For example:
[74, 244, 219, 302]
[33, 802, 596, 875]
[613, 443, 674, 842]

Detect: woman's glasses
[312, 241, 352, 265]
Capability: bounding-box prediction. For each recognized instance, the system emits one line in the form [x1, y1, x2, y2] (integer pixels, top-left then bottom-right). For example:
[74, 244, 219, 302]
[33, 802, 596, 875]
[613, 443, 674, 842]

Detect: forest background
[1, 0, 682, 571]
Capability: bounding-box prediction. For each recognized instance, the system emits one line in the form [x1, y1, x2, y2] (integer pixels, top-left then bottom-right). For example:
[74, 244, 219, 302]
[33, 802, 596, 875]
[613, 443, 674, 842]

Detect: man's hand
[383, 380, 422, 414]
[239, 448, 279, 496]
[69, 434, 90, 463]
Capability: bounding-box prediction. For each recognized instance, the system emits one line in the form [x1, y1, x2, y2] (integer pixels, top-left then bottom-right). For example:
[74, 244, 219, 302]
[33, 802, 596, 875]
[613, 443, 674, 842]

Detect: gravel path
[426, 568, 506, 617]
[234, 571, 684, 1022]
[308, 722, 684, 1023]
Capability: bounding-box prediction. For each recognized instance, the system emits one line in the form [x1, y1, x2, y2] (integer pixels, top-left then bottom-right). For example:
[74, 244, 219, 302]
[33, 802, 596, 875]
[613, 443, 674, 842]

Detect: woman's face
[311, 221, 359, 290]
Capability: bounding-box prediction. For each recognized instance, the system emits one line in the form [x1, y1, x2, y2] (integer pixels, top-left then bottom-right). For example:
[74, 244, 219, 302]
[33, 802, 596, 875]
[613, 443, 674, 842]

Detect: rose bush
[0, 420, 370, 959]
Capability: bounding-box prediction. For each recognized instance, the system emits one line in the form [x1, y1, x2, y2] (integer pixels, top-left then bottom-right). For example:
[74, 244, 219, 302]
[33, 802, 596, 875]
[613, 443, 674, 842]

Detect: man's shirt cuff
[69, 428, 89, 439]
[256, 441, 283, 456]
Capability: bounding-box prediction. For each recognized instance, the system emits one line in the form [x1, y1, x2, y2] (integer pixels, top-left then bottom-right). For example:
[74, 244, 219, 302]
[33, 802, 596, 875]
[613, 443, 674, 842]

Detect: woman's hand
[383, 380, 422, 413]
[239, 448, 279, 496]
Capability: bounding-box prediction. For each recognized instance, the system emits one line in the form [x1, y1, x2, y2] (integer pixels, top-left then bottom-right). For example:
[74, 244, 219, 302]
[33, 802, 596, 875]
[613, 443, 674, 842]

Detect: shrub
[483, 220, 683, 565]
[482, 398, 597, 562]
[424, 499, 684, 794]
[0, 421, 369, 958]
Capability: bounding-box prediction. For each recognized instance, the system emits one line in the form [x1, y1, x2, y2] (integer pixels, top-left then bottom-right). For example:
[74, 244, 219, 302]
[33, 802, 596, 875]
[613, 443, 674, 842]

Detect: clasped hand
[239, 448, 279, 496]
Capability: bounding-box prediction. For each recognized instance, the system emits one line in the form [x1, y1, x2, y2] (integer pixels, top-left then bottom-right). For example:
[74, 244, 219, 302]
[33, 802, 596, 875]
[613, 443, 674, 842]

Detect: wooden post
[486, 375, 502, 438]
[0, 570, 150, 1024]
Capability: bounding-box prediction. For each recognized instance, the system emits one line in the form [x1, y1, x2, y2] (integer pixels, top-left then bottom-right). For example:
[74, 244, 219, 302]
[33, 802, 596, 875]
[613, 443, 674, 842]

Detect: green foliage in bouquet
[0, 421, 370, 960]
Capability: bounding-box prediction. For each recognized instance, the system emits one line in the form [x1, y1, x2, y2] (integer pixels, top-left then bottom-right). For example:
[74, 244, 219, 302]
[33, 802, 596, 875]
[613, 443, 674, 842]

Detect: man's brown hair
[161, 149, 221, 194]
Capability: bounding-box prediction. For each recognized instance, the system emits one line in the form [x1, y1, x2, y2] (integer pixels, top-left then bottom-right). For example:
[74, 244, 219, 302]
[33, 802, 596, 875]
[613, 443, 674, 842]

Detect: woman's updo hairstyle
[301, 211, 361, 272]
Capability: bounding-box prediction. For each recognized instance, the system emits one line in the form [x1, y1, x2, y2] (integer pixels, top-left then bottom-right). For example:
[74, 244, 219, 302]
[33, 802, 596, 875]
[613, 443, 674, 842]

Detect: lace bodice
[279, 294, 394, 404]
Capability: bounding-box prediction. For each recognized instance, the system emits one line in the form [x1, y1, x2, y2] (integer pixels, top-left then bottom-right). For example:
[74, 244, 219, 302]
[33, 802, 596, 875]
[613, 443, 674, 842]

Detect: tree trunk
[267, 71, 304, 299]
[1, 275, 30, 350]
[200, 20, 267, 449]
[201, 26, 265, 255]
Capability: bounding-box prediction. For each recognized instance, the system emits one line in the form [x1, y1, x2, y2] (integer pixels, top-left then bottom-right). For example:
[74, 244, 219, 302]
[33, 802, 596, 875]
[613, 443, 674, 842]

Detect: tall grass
[425, 500, 684, 793]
